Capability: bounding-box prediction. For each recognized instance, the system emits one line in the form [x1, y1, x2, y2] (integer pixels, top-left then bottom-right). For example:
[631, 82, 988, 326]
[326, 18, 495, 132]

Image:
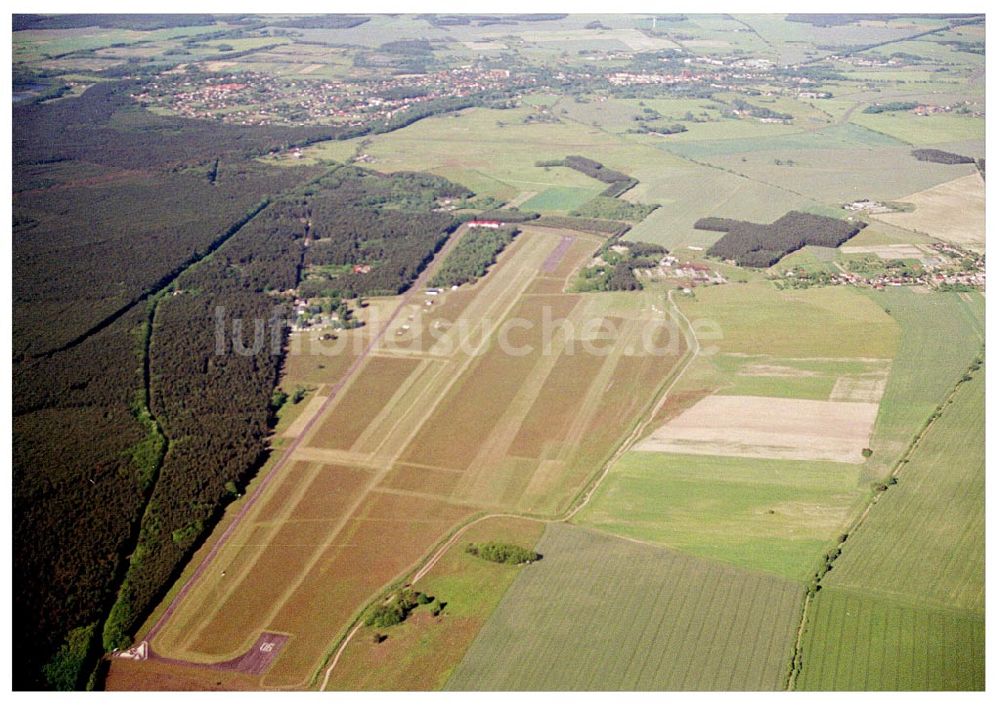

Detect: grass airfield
[78, 12, 985, 691]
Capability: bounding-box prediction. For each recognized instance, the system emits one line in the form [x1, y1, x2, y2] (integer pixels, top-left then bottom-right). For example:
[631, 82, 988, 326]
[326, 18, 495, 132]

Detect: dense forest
[101, 202, 307, 652]
[13, 162, 314, 359]
[466, 208, 540, 223]
[271, 15, 370, 29]
[12, 78, 473, 690]
[298, 168, 464, 298]
[537, 155, 638, 197]
[571, 195, 659, 223]
[429, 226, 521, 288]
[13, 13, 219, 31]
[862, 101, 919, 114]
[534, 215, 631, 236]
[699, 211, 865, 267]
[911, 148, 975, 164]
[13, 82, 348, 171]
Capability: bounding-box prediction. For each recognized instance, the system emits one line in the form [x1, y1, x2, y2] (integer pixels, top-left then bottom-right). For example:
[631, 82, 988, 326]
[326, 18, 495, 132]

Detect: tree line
[700, 211, 865, 267]
[911, 148, 975, 165]
[429, 227, 520, 288]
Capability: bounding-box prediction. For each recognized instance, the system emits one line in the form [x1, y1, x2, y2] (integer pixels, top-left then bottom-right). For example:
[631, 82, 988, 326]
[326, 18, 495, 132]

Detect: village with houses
[769, 241, 985, 292]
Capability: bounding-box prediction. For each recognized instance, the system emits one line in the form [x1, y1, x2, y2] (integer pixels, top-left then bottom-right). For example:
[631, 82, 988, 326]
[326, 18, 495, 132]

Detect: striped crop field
[797, 366, 985, 690]
[828, 366, 985, 610]
[861, 289, 984, 483]
[445, 523, 802, 690]
[797, 587, 984, 691]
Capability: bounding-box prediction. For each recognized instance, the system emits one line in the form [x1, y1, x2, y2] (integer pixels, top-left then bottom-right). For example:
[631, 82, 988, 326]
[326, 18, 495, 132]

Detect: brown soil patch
[401, 296, 578, 470]
[829, 375, 887, 404]
[286, 464, 378, 521]
[382, 464, 464, 497]
[507, 348, 607, 458]
[104, 657, 258, 691]
[306, 356, 420, 450]
[256, 460, 314, 522]
[261, 492, 474, 688]
[549, 236, 601, 280]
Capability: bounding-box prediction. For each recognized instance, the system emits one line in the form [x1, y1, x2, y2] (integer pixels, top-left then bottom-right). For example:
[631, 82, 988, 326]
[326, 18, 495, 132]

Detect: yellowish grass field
[876, 173, 985, 247]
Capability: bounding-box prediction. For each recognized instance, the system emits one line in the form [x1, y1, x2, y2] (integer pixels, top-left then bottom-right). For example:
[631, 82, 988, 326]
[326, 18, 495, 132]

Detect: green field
[849, 112, 986, 145]
[706, 145, 974, 204]
[623, 164, 815, 249]
[665, 123, 904, 160]
[710, 352, 887, 401]
[680, 282, 899, 360]
[520, 185, 604, 213]
[861, 289, 984, 482]
[576, 452, 864, 580]
[829, 367, 984, 610]
[337, 106, 673, 203]
[797, 366, 984, 689]
[797, 587, 984, 690]
[446, 523, 802, 690]
[324, 517, 546, 691]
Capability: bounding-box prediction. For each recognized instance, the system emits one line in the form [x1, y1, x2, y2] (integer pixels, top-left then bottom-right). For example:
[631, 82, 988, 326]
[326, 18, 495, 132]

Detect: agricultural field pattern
[10, 11, 986, 694]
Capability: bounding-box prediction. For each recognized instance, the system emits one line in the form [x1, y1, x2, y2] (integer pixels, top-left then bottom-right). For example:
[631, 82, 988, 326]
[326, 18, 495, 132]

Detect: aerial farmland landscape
[11, 10, 986, 694]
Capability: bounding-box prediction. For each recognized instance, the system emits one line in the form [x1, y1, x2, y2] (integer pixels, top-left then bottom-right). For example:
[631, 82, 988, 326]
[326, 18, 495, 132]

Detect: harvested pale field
[829, 375, 886, 404]
[281, 394, 328, 439]
[306, 356, 420, 451]
[297, 63, 323, 74]
[876, 173, 985, 247]
[636, 395, 878, 463]
[462, 40, 508, 50]
[840, 243, 929, 260]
